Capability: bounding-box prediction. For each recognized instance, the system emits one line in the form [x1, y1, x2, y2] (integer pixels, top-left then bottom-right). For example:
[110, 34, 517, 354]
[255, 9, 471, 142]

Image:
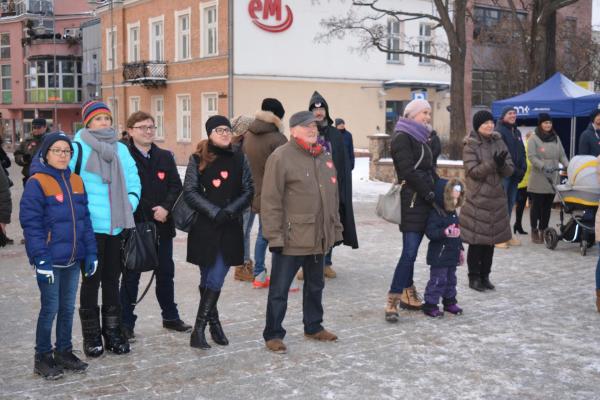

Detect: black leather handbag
[171, 191, 197, 233]
[121, 221, 159, 273]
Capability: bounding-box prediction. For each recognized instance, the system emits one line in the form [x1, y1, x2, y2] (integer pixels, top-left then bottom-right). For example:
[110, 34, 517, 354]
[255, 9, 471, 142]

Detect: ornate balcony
[122, 61, 167, 88]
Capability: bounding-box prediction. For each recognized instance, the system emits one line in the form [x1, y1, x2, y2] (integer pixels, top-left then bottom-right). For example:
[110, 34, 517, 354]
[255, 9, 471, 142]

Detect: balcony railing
[122, 61, 167, 88]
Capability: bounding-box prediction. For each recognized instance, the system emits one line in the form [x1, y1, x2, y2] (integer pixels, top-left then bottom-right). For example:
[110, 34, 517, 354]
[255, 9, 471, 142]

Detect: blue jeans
[254, 218, 269, 276]
[243, 208, 256, 262]
[389, 231, 424, 293]
[35, 264, 80, 354]
[596, 244, 600, 290]
[503, 177, 519, 219]
[324, 248, 333, 266]
[120, 237, 180, 329]
[200, 252, 230, 291]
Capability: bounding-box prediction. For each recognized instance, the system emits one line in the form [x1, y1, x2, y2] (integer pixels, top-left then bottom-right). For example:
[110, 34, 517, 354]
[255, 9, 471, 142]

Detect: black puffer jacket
[391, 133, 436, 232]
[0, 167, 11, 224]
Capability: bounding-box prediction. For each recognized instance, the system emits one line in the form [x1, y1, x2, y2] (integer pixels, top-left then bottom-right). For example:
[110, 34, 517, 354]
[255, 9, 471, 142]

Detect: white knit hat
[403, 99, 431, 119]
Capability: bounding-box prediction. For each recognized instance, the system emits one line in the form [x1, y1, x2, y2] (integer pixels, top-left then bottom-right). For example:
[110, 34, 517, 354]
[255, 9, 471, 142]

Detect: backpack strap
[73, 141, 83, 175]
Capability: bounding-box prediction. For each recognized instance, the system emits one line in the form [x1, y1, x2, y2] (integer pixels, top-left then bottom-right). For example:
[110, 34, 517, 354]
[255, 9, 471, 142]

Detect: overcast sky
[594, 0, 599, 29]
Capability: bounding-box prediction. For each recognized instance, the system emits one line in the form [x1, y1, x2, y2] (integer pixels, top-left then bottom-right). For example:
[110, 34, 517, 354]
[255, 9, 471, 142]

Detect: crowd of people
[0, 94, 598, 381]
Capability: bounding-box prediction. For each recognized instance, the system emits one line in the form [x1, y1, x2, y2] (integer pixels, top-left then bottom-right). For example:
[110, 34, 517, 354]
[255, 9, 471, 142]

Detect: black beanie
[261, 98, 285, 119]
[39, 132, 73, 163]
[472, 110, 494, 133]
[537, 113, 552, 125]
[205, 115, 231, 136]
[590, 109, 600, 122]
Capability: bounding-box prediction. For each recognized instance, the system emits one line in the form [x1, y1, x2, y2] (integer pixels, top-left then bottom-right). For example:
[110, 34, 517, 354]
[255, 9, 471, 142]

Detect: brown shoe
[385, 292, 402, 322]
[596, 289, 600, 313]
[495, 241, 509, 249]
[304, 329, 337, 341]
[265, 338, 287, 354]
[531, 229, 543, 244]
[234, 260, 254, 282]
[324, 265, 337, 279]
[508, 236, 521, 246]
[399, 285, 423, 310]
[297, 269, 304, 280]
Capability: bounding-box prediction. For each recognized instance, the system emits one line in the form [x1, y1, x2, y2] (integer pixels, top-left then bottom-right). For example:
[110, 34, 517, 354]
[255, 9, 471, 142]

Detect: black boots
[190, 288, 227, 349]
[101, 305, 130, 355]
[208, 290, 229, 346]
[34, 352, 63, 380]
[468, 276, 486, 292]
[79, 307, 104, 358]
[481, 276, 495, 290]
[54, 349, 88, 372]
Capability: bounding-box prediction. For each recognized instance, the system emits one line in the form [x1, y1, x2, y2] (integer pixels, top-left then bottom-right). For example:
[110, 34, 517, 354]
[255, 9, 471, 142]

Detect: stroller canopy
[556, 155, 600, 206]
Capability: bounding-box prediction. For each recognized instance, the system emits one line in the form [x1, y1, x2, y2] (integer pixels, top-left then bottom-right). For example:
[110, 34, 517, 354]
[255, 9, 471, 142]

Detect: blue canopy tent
[491, 73, 600, 157]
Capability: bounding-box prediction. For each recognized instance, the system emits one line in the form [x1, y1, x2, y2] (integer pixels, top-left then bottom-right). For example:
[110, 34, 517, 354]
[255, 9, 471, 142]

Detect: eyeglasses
[212, 127, 232, 135]
[48, 148, 73, 157]
[132, 125, 157, 132]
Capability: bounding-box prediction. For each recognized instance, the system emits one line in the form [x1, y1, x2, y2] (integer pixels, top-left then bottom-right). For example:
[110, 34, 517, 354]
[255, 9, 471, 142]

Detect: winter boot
[54, 349, 88, 373]
[468, 276, 486, 292]
[481, 276, 495, 290]
[190, 288, 219, 350]
[234, 260, 254, 282]
[34, 352, 63, 380]
[208, 290, 229, 346]
[324, 265, 337, 279]
[79, 307, 104, 358]
[385, 292, 402, 323]
[423, 303, 444, 318]
[596, 289, 600, 313]
[101, 305, 130, 355]
[399, 285, 423, 310]
[442, 298, 463, 315]
[531, 229, 543, 244]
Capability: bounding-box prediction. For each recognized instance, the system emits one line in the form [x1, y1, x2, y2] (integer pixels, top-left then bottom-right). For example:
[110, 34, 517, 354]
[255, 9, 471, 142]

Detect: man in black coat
[14, 118, 47, 184]
[119, 111, 191, 340]
[308, 91, 358, 278]
[578, 110, 600, 156]
[0, 166, 11, 247]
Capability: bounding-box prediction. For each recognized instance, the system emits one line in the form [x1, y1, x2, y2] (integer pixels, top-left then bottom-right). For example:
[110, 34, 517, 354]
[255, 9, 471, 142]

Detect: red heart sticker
[539, 147, 545, 152]
[326, 161, 334, 169]
[220, 171, 229, 180]
[157, 171, 165, 180]
[212, 179, 221, 188]
[331, 176, 337, 184]
[55, 193, 64, 202]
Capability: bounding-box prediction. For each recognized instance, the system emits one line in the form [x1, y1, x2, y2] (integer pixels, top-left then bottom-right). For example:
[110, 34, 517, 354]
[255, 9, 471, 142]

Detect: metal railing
[122, 60, 167, 88]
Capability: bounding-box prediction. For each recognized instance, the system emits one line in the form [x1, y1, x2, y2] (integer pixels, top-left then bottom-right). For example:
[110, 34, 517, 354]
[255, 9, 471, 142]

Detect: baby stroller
[544, 155, 600, 256]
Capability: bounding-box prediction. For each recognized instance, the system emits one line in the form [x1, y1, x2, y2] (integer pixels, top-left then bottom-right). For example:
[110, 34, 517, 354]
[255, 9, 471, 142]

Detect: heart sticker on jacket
[55, 193, 64, 202]
[539, 147, 545, 152]
[212, 179, 221, 188]
[331, 176, 337, 184]
[157, 171, 165, 180]
[326, 161, 334, 169]
[220, 171, 229, 180]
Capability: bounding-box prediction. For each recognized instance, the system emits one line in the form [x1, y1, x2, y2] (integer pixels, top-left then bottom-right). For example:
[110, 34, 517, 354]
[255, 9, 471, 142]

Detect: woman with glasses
[70, 101, 141, 357]
[183, 115, 253, 350]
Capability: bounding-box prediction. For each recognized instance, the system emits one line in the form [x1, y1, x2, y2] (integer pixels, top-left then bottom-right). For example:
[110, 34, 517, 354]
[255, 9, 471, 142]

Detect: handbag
[171, 191, 198, 233]
[375, 144, 425, 224]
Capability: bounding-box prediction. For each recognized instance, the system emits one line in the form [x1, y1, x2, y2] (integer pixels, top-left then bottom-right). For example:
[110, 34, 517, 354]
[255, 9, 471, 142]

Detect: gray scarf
[81, 128, 135, 232]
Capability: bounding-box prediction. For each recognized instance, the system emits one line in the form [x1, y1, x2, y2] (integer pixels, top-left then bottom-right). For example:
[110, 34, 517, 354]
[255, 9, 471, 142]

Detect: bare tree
[318, 0, 469, 159]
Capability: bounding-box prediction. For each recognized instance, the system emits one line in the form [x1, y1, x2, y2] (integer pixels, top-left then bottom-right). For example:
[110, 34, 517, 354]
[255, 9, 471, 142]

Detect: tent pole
[570, 117, 576, 158]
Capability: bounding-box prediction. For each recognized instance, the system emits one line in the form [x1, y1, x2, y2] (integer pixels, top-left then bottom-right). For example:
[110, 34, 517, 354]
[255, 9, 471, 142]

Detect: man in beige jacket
[261, 111, 343, 354]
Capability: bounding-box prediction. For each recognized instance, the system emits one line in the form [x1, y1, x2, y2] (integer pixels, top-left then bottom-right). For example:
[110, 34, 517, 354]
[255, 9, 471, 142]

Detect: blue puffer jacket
[69, 129, 141, 235]
[20, 158, 97, 266]
[425, 178, 465, 268]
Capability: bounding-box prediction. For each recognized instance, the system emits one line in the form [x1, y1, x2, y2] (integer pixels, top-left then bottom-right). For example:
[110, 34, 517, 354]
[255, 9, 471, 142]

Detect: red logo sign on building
[248, 0, 293, 32]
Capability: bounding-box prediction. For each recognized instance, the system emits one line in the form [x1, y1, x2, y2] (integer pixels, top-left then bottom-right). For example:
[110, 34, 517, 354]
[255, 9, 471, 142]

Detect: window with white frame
[201, 3, 218, 57]
[176, 10, 191, 61]
[107, 97, 118, 126]
[0, 33, 10, 59]
[419, 23, 432, 64]
[202, 93, 218, 137]
[152, 96, 164, 139]
[128, 23, 140, 62]
[106, 27, 117, 70]
[129, 96, 140, 113]
[149, 16, 164, 61]
[177, 94, 191, 141]
[386, 19, 403, 64]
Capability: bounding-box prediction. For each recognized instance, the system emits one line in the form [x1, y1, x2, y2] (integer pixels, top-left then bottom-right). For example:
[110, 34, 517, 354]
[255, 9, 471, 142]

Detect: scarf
[294, 136, 323, 157]
[534, 127, 557, 143]
[394, 118, 430, 143]
[80, 128, 135, 232]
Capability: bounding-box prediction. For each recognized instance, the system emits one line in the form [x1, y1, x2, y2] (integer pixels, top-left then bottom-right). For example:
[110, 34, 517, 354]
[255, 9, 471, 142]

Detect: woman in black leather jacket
[183, 115, 253, 350]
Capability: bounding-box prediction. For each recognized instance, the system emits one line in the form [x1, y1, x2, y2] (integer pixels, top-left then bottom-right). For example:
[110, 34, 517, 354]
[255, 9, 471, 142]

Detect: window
[25, 59, 82, 103]
[202, 93, 218, 137]
[129, 96, 140, 113]
[201, 3, 218, 57]
[152, 96, 164, 140]
[175, 10, 191, 61]
[1, 64, 11, 104]
[128, 23, 140, 62]
[473, 6, 527, 43]
[0, 33, 9, 59]
[419, 23, 432, 64]
[177, 94, 191, 141]
[386, 19, 403, 64]
[106, 27, 117, 70]
[108, 97, 119, 126]
[149, 16, 164, 61]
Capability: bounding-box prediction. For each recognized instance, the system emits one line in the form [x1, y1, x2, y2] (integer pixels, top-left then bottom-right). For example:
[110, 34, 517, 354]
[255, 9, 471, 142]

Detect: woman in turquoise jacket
[69, 101, 141, 357]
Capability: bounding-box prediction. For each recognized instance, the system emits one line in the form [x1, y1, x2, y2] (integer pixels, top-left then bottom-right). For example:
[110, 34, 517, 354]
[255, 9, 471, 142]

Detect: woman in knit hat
[384, 98, 436, 323]
[183, 115, 253, 350]
[526, 113, 569, 244]
[69, 100, 141, 357]
[460, 110, 514, 292]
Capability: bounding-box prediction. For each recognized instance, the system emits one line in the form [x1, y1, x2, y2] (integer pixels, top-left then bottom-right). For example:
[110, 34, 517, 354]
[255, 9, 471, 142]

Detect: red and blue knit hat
[82, 100, 112, 127]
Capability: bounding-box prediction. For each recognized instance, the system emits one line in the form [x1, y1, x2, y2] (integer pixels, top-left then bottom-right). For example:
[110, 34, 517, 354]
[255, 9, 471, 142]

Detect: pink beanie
[403, 99, 431, 119]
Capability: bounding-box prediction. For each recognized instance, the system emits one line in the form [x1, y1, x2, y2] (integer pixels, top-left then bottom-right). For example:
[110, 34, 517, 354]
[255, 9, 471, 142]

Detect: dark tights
[529, 193, 554, 231]
[514, 188, 529, 229]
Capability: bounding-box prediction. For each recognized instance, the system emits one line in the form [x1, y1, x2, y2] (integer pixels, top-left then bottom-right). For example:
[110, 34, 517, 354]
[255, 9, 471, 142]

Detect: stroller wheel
[581, 241, 588, 256]
[544, 228, 559, 250]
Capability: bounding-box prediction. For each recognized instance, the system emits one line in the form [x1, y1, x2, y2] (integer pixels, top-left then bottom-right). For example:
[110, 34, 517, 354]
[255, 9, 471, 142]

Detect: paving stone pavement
[1, 161, 599, 399]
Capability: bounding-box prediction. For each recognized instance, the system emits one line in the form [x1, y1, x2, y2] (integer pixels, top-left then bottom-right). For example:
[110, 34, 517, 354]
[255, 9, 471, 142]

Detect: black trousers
[514, 188, 529, 228]
[467, 244, 494, 278]
[80, 233, 123, 308]
[263, 253, 324, 341]
[529, 193, 555, 231]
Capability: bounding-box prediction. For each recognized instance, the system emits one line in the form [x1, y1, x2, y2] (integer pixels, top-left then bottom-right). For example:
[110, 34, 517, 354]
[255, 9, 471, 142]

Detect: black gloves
[214, 210, 229, 225]
[269, 247, 283, 254]
[424, 191, 435, 203]
[493, 150, 508, 168]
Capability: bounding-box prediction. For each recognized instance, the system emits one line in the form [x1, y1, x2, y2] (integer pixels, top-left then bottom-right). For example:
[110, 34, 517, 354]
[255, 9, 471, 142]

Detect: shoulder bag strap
[73, 141, 83, 175]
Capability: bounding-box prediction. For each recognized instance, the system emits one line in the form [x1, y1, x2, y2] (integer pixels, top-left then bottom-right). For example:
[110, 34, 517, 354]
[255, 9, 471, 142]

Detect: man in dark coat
[119, 111, 191, 340]
[495, 106, 526, 248]
[335, 118, 355, 170]
[578, 109, 600, 156]
[308, 91, 358, 278]
[14, 118, 47, 184]
[0, 166, 11, 247]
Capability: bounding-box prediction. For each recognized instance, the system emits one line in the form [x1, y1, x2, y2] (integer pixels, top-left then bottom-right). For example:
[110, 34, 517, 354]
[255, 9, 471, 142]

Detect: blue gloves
[33, 257, 54, 285]
[84, 255, 98, 278]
